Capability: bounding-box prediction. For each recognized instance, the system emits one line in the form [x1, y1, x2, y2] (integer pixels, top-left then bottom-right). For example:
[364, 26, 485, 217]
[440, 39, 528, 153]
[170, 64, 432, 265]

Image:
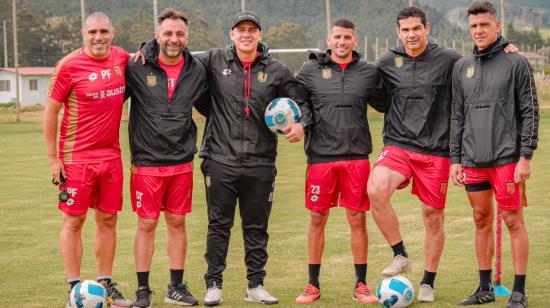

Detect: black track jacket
[377, 43, 462, 157]
[450, 37, 539, 167]
[296, 50, 387, 164]
[195, 43, 307, 167]
[126, 43, 209, 166]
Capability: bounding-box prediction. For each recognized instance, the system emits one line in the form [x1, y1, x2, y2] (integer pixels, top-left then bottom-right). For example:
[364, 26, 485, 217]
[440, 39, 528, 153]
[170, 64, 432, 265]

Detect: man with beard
[44, 12, 132, 307]
[294, 18, 386, 305]
[125, 8, 208, 307]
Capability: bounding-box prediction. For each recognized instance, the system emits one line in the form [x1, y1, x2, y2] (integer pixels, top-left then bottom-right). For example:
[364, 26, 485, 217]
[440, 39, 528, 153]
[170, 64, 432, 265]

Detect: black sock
[137, 271, 150, 288]
[170, 269, 184, 287]
[512, 274, 526, 295]
[479, 269, 492, 291]
[68, 279, 80, 290]
[308, 264, 321, 289]
[391, 241, 408, 258]
[354, 263, 367, 287]
[421, 270, 437, 288]
[97, 276, 112, 286]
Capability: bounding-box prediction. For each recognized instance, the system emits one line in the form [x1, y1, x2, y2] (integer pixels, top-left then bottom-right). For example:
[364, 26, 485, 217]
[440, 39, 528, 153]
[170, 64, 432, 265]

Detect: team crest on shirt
[113, 64, 122, 77]
[394, 56, 403, 68]
[147, 74, 157, 87]
[322, 68, 332, 79]
[466, 64, 475, 78]
[258, 71, 267, 83]
[439, 182, 448, 195]
[506, 181, 516, 195]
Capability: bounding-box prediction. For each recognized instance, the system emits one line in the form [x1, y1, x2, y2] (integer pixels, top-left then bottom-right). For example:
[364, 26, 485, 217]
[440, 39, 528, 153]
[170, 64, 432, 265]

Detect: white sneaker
[417, 284, 435, 302]
[204, 283, 222, 306]
[381, 255, 412, 277]
[245, 285, 278, 305]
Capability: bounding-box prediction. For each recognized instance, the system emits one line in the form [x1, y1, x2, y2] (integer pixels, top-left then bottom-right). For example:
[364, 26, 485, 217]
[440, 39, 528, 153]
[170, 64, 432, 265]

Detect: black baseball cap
[231, 11, 261, 30]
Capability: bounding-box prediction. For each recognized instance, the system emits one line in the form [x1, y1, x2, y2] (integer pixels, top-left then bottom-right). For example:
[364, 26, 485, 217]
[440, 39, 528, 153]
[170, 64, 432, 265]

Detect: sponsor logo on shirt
[88, 72, 98, 81]
[223, 68, 232, 76]
[135, 191, 143, 208]
[85, 86, 126, 100]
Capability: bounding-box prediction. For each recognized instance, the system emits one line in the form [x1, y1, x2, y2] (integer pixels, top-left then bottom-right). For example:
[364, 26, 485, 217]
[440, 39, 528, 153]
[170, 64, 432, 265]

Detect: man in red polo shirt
[44, 12, 131, 307]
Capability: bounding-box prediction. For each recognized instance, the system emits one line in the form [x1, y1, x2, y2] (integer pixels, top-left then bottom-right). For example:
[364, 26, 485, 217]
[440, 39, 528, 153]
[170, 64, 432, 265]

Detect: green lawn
[0, 111, 549, 307]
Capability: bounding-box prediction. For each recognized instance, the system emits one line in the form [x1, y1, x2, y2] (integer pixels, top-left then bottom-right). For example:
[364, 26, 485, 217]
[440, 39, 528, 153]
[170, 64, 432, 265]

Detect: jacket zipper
[412, 58, 416, 87]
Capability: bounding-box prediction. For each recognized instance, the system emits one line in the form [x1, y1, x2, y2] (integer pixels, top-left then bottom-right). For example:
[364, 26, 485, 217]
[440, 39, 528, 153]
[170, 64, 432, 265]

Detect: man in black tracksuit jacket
[125, 9, 209, 307]
[450, 3, 539, 307]
[293, 18, 386, 305]
[196, 12, 307, 306]
[367, 7, 462, 303]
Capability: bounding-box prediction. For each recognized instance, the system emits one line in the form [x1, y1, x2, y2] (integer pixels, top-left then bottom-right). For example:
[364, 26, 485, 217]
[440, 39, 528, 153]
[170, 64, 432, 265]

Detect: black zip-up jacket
[126, 43, 209, 166]
[450, 37, 539, 167]
[377, 43, 462, 157]
[296, 50, 387, 164]
[195, 43, 307, 167]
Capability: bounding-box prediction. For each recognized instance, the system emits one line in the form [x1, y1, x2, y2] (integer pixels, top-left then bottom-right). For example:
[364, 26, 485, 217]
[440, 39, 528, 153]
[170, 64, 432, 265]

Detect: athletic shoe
[132, 286, 153, 308]
[101, 282, 133, 307]
[458, 286, 495, 305]
[353, 282, 378, 304]
[245, 285, 279, 305]
[381, 255, 412, 277]
[506, 291, 528, 308]
[417, 284, 434, 302]
[295, 283, 321, 304]
[164, 282, 198, 306]
[203, 283, 222, 306]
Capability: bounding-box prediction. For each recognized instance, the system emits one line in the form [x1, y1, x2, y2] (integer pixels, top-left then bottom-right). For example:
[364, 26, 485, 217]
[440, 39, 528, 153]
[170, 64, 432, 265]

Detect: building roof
[520, 52, 546, 60]
[0, 67, 55, 76]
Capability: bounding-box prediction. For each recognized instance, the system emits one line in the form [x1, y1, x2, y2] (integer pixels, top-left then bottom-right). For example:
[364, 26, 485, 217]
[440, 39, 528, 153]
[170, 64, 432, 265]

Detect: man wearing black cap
[196, 11, 307, 306]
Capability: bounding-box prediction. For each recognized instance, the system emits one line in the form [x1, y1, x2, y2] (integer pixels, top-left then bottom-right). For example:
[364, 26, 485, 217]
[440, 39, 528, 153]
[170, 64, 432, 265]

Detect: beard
[161, 43, 184, 58]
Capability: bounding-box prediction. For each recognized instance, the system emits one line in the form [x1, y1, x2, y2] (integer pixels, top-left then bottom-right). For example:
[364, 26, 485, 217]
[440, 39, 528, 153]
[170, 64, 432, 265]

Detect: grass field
[0, 110, 549, 307]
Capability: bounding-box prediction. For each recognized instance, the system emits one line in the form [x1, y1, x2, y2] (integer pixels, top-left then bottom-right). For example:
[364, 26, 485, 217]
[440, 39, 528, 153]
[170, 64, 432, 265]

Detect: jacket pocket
[389, 87, 435, 138]
[463, 99, 516, 164]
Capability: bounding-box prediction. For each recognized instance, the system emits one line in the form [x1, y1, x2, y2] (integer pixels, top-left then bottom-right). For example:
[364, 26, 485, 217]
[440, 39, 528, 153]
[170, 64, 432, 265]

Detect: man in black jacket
[367, 7, 462, 303]
[294, 18, 385, 305]
[125, 9, 208, 307]
[450, 3, 538, 307]
[197, 12, 306, 306]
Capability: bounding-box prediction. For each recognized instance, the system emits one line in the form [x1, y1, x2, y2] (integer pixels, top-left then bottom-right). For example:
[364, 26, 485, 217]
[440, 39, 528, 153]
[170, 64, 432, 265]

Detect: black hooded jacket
[377, 43, 462, 157]
[126, 41, 209, 166]
[450, 37, 539, 167]
[194, 43, 307, 167]
[296, 50, 387, 164]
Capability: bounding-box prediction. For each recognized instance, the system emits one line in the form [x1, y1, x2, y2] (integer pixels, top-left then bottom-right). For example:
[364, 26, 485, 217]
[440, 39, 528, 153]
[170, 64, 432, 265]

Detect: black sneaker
[100, 281, 133, 307]
[132, 286, 153, 308]
[458, 286, 495, 305]
[506, 291, 528, 308]
[164, 282, 198, 306]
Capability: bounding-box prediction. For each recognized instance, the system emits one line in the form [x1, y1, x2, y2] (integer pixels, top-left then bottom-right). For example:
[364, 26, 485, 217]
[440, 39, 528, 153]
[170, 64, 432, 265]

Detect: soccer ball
[264, 97, 301, 134]
[376, 275, 414, 307]
[69, 280, 108, 308]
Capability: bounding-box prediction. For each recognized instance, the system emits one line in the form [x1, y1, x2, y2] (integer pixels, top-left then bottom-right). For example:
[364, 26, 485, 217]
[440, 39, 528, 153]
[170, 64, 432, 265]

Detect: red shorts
[305, 159, 370, 212]
[59, 158, 123, 216]
[374, 146, 450, 209]
[463, 163, 522, 210]
[130, 163, 193, 219]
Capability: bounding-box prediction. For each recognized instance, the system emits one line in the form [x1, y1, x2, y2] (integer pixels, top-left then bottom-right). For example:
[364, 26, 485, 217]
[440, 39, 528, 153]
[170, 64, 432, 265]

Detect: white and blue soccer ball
[264, 97, 301, 134]
[376, 275, 414, 307]
[69, 280, 108, 308]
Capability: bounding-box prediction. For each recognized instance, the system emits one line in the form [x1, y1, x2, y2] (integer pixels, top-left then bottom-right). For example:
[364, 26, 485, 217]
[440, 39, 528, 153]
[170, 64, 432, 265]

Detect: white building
[0, 67, 54, 106]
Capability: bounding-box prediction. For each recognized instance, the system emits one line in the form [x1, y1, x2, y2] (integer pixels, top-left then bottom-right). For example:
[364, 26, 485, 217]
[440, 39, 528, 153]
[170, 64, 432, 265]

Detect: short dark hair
[158, 8, 188, 26]
[396, 7, 427, 27]
[467, 1, 497, 16]
[333, 18, 355, 31]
